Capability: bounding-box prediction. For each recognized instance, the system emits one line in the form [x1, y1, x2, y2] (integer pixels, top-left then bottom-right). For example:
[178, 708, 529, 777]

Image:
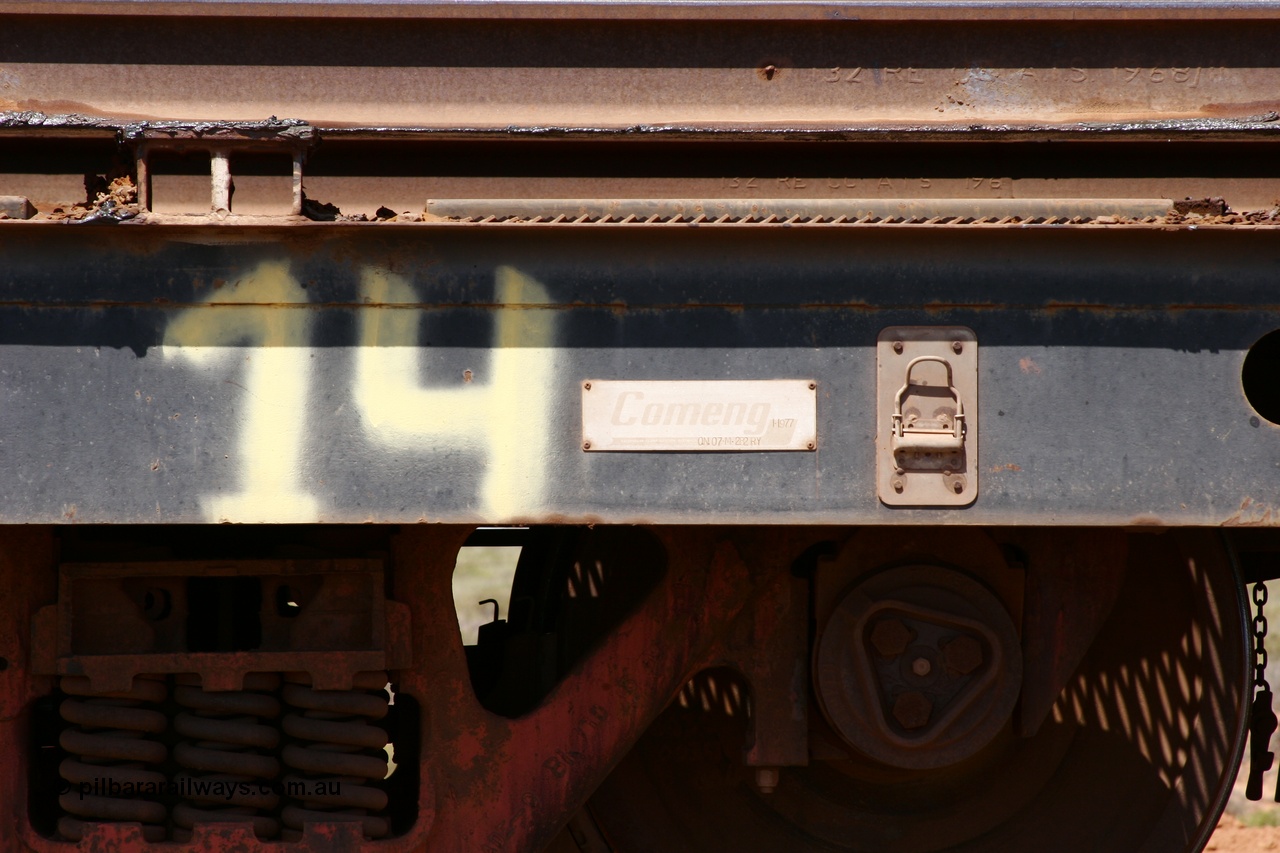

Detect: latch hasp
[877, 327, 978, 507]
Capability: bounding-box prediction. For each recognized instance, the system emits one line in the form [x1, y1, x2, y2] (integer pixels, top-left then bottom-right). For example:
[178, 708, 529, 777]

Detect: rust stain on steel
[755, 63, 782, 82]
[1018, 357, 1043, 375]
[1223, 497, 1280, 526]
[990, 463, 1022, 473]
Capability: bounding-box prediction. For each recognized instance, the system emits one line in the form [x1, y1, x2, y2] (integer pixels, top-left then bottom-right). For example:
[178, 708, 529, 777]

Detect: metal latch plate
[877, 327, 978, 506]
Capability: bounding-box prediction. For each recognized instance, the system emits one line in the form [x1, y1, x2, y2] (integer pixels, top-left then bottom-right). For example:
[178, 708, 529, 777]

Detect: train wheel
[565, 531, 1248, 853]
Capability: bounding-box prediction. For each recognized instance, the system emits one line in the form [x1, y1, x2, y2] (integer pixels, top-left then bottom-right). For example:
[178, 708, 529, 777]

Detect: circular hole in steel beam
[1243, 330, 1280, 424]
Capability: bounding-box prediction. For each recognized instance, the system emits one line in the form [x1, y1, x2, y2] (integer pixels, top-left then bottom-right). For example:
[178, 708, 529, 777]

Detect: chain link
[1256, 582, 1270, 690]
[1247, 581, 1279, 802]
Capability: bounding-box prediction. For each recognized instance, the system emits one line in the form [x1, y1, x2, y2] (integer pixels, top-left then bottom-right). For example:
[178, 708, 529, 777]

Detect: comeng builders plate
[581, 380, 817, 452]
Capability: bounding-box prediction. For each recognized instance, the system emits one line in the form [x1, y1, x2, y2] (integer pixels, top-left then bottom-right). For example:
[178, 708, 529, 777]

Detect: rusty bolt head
[869, 618, 914, 658]
[942, 635, 984, 675]
[911, 657, 932, 677]
[892, 691, 933, 730]
[952, 340, 964, 354]
[893, 340, 904, 354]
[953, 480, 964, 494]
[892, 479, 904, 493]
[582, 441, 592, 451]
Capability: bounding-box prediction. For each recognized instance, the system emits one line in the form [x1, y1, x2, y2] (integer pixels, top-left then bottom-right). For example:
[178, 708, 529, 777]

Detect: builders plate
[581, 380, 817, 452]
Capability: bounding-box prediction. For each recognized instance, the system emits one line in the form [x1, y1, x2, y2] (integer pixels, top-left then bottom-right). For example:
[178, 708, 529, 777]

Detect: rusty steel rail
[4, 4, 1280, 130]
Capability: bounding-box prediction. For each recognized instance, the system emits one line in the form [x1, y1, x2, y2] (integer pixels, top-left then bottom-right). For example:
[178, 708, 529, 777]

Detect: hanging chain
[1248, 581, 1278, 801]
[1256, 583, 1271, 690]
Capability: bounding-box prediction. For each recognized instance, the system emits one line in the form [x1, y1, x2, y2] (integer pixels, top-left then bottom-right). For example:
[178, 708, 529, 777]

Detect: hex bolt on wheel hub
[814, 564, 1022, 769]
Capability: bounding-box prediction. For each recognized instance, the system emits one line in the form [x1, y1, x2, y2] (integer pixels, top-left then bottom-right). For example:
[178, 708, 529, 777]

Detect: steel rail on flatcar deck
[5, 1, 1280, 129]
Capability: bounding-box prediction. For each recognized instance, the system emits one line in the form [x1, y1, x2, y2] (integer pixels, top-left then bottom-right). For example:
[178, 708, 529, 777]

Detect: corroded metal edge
[4, 215, 1277, 229]
[6, 110, 1280, 141]
[7, 0, 1280, 20]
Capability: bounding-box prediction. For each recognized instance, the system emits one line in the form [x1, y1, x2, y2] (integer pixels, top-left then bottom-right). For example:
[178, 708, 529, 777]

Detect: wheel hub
[814, 564, 1022, 769]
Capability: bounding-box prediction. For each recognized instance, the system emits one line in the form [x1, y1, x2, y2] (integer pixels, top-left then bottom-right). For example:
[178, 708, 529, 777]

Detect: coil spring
[172, 672, 282, 841]
[281, 671, 391, 840]
[57, 675, 168, 843]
